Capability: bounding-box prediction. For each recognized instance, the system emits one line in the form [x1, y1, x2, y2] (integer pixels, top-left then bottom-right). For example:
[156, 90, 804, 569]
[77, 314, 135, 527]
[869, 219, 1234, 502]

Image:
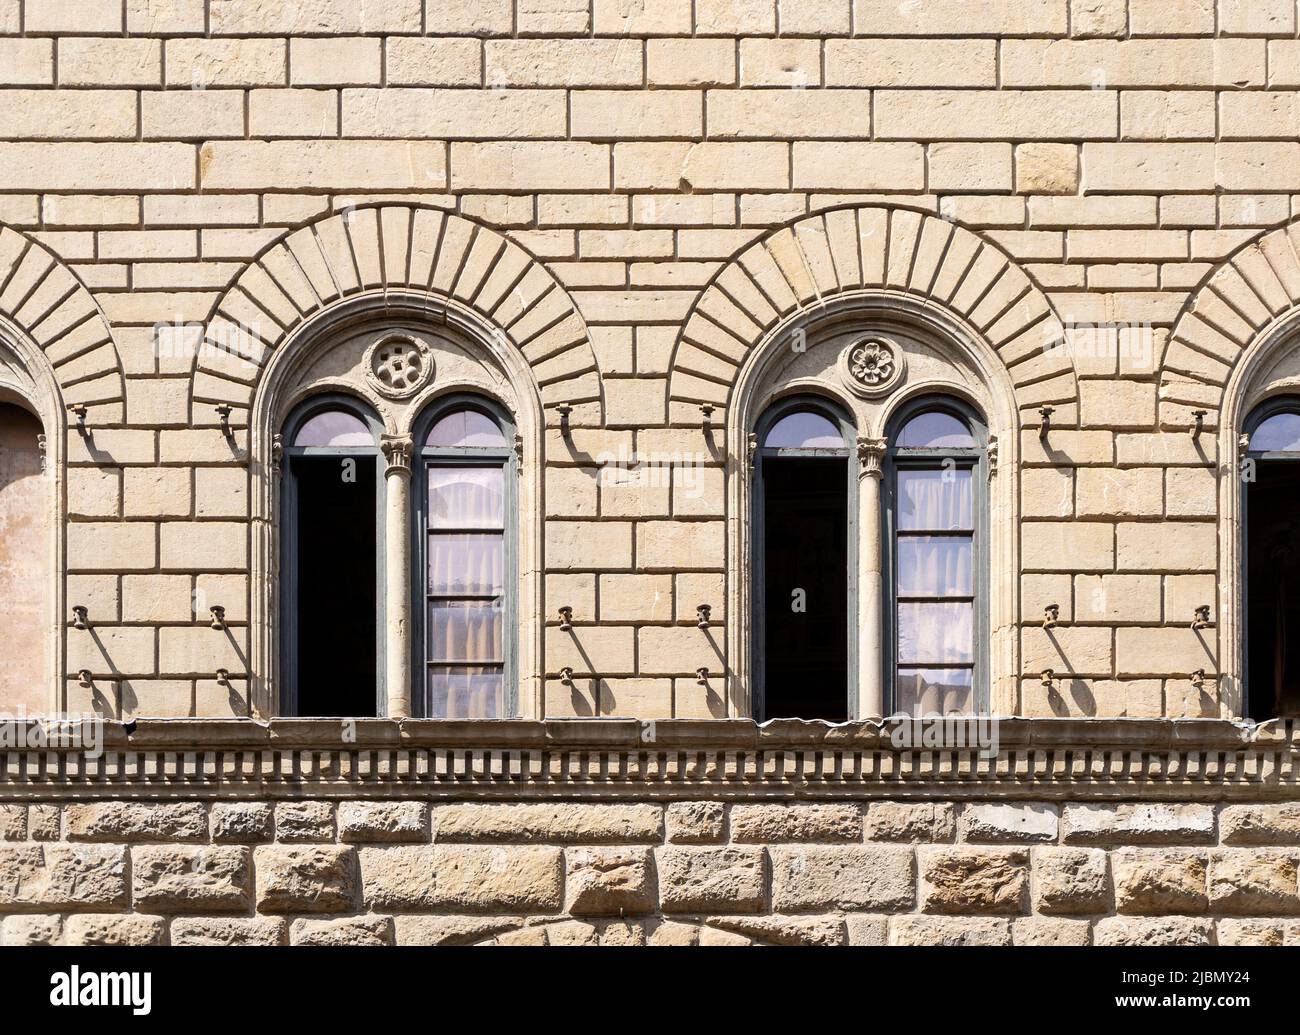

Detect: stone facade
[0, 0, 1299, 945]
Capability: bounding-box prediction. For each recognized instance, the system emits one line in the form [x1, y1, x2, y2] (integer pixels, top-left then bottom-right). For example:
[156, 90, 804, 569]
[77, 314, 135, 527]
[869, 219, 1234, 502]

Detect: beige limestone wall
[0, 0, 1296, 719]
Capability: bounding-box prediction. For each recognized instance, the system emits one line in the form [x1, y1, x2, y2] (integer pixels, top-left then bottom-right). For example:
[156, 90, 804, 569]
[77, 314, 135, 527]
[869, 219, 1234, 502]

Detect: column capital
[857, 437, 887, 479]
[380, 433, 414, 475]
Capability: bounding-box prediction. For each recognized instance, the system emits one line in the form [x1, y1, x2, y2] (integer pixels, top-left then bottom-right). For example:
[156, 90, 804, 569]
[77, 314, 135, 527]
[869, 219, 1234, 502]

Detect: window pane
[428, 533, 504, 595]
[428, 467, 504, 529]
[898, 601, 973, 664]
[427, 666, 504, 719]
[897, 536, 972, 597]
[428, 600, 503, 663]
[896, 410, 976, 449]
[896, 668, 974, 716]
[426, 409, 508, 448]
[897, 468, 972, 530]
[1250, 411, 1300, 452]
[764, 411, 843, 449]
[293, 409, 373, 447]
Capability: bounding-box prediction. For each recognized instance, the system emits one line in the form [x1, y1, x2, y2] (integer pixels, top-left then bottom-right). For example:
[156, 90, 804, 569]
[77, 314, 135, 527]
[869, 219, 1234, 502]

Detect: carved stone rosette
[364, 332, 434, 400]
[839, 335, 907, 399]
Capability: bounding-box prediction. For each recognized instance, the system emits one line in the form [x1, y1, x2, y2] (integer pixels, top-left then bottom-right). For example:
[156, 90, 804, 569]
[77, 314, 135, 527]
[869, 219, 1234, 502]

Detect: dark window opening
[1246, 459, 1300, 721]
[760, 456, 849, 721]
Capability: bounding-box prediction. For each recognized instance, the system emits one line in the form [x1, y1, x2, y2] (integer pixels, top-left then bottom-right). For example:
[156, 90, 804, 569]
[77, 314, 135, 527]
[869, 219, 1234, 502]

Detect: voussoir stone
[1208, 849, 1300, 916]
[564, 847, 656, 915]
[1112, 848, 1208, 915]
[889, 915, 1011, 946]
[290, 914, 394, 947]
[64, 801, 207, 842]
[132, 845, 252, 913]
[361, 844, 563, 912]
[1093, 916, 1214, 946]
[959, 803, 1059, 843]
[1032, 847, 1111, 914]
[919, 847, 1028, 914]
[254, 844, 358, 913]
[338, 801, 429, 843]
[1220, 804, 1300, 846]
[770, 845, 914, 912]
[730, 803, 861, 843]
[1061, 803, 1215, 846]
[865, 802, 955, 842]
[0, 844, 127, 910]
[431, 803, 662, 843]
[657, 846, 767, 913]
[170, 916, 287, 946]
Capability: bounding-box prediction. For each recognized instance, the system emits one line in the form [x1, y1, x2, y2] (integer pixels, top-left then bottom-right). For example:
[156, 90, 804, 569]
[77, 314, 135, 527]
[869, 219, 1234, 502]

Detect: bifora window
[752, 399, 856, 722]
[1243, 399, 1300, 721]
[280, 396, 384, 717]
[884, 398, 987, 716]
[414, 398, 516, 718]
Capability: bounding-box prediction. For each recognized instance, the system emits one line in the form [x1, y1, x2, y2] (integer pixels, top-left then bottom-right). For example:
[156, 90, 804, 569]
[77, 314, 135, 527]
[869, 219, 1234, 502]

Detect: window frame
[751, 394, 859, 722]
[882, 394, 989, 716]
[278, 392, 387, 717]
[411, 393, 519, 719]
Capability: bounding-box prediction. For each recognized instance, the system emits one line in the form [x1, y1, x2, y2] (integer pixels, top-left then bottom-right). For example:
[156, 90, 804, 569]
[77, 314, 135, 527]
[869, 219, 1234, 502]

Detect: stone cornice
[0, 719, 1297, 802]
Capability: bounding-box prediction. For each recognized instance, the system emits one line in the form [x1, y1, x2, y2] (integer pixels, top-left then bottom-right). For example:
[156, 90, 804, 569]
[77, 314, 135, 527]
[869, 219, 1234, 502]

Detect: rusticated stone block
[1012, 917, 1090, 946]
[394, 915, 527, 946]
[647, 920, 699, 945]
[275, 801, 335, 842]
[64, 914, 165, 947]
[64, 801, 206, 842]
[657, 846, 767, 914]
[730, 804, 861, 843]
[1216, 919, 1286, 947]
[338, 801, 429, 843]
[1093, 916, 1214, 946]
[889, 916, 1011, 946]
[0, 804, 25, 841]
[959, 803, 1059, 843]
[1113, 849, 1207, 915]
[1208, 850, 1300, 916]
[1032, 847, 1111, 914]
[704, 914, 845, 947]
[132, 845, 252, 913]
[1062, 803, 1214, 846]
[770, 845, 914, 912]
[28, 806, 59, 841]
[290, 914, 394, 947]
[361, 845, 563, 912]
[565, 847, 655, 915]
[599, 920, 645, 946]
[1, 915, 61, 946]
[254, 845, 358, 914]
[1220, 804, 1300, 846]
[432, 803, 662, 843]
[919, 847, 1028, 914]
[865, 802, 955, 842]
[698, 926, 751, 946]
[845, 914, 888, 946]
[0, 844, 127, 910]
[665, 801, 725, 843]
[170, 917, 286, 946]
[211, 802, 273, 843]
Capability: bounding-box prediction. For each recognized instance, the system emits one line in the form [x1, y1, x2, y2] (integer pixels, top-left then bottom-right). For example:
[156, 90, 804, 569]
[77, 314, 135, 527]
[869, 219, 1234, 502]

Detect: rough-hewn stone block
[770, 846, 914, 912]
[657, 847, 767, 914]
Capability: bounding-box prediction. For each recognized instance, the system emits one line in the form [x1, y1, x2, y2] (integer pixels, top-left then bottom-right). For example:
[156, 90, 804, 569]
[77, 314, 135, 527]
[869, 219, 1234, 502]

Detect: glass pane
[428, 467, 504, 529]
[897, 410, 976, 449]
[897, 468, 972, 530]
[897, 536, 973, 597]
[427, 666, 504, 719]
[428, 600, 503, 662]
[764, 411, 843, 449]
[898, 601, 973, 664]
[1250, 411, 1300, 452]
[426, 409, 508, 448]
[427, 533, 504, 595]
[293, 409, 373, 447]
[896, 668, 975, 716]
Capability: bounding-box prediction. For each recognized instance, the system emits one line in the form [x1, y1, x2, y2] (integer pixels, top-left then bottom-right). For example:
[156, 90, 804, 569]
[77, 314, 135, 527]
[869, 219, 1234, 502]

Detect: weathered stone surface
[866, 802, 956, 842]
[599, 919, 645, 946]
[539, 920, 601, 946]
[889, 915, 1011, 946]
[959, 803, 1059, 843]
[1032, 847, 1111, 914]
[0, 804, 25, 841]
[647, 919, 699, 945]
[394, 915, 525, 946]
[170, 916, 286, 946]
[657, 846, 767, 913]
[1, 915, 61, 946]
[919, 847, 1028, 914]
[275, 801, 336, 842]
[665, 801, 725, 843]
[1093, 916, 1214, 946]
[770, 845, 914, 912]
[698, 925, 752, 946]
[1216, 919, 1286, 946]
[338, 801, 429, 843]
[64, 913, 165, 946]
[0, 844, 127, 910]
[845, 913, 888, 946]
[28, 806, 59, 841]
[432, 803, 662, 843]
[705, 914, 845, 946]
[211, 802, 274, 843]
[132, 845, 252, 913]
[254, 845, 358, 913]
[730, 804, 861, 843]
[1113, 849, 1208, 914]
[1220, 804, 1300, 846]
[1062, 803, 1215, 845]
[65, 802, 206, 843]
[1208, 849, 1300, 915]
[290, 914, 393, 946]
[361, 845, 563, 912]
[1012, 916, 1090, 946]
[564, 847, 655, 915]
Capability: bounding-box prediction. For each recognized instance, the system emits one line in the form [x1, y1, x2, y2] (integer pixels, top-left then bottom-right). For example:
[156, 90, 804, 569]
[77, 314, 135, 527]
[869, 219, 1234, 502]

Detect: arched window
[0, 401, 49, 711]
[752, 398, 856, 721]
[414, 397, 516, 718]
[280, 395, 384, 716]
[1243, 399, 1300, 720]
[884, 398, 987, 716]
